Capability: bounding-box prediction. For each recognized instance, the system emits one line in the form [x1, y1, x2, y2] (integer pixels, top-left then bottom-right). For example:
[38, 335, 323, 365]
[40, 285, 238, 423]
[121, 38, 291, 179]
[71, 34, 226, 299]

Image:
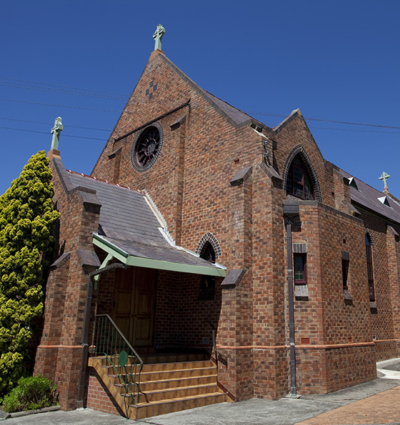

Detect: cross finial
[379, 171, 390, 190]
[51, 117, 63, 150]
[153, 24, 165, 51]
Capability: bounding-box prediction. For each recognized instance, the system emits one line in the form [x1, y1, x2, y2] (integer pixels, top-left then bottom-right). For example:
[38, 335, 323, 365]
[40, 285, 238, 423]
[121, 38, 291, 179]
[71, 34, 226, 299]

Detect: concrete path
[4, 358, 400, 425]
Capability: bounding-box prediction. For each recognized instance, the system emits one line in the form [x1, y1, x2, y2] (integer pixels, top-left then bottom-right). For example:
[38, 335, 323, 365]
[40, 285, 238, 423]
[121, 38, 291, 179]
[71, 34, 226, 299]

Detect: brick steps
[123, 382, 220, 403]
[130, 392, 228, 420]
[89, 354, 231, 420]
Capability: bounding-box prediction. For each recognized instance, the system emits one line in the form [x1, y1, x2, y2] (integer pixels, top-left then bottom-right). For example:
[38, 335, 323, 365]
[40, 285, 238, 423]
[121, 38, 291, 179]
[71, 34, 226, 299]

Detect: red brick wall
[38, 50, 400, 412]
[34, 156, 101, 410]
[87, 370, 123, 416]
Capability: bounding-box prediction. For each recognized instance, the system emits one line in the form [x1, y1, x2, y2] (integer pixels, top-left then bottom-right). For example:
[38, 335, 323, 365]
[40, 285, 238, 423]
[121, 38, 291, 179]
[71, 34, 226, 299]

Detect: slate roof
[203, 91, 254, 127]
[66, 170, 223, 270]
[336, 167, 400, 224]
[159, 54, 267, 129]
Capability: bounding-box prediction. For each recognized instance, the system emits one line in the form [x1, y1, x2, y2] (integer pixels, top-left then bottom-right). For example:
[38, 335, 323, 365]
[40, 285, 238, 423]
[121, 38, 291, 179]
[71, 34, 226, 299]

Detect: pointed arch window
[287, 155, 314, 200]
[198, 242, 216, 301]
[200, 242, 216, 264]
[365, 234, 375, 301]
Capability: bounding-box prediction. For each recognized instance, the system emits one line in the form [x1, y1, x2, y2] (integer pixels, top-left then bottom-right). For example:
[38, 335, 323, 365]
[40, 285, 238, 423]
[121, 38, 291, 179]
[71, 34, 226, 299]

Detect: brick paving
[296, 385, 400, 425]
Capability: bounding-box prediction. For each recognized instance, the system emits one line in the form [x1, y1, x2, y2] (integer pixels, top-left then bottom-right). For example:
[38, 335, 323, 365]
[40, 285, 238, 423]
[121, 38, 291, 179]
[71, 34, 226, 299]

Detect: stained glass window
[287, 155, 314, 200]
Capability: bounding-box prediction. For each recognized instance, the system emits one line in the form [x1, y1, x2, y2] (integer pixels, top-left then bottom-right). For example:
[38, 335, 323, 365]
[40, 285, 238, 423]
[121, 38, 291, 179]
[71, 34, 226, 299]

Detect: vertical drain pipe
[283, 203, 299, 398]
[77, 262, 127, 408]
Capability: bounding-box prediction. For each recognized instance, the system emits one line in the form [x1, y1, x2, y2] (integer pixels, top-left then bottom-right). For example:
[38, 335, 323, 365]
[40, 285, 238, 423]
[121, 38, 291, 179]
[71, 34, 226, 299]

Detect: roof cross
[379, 171, 390, 190]
[51, 117, 63, 150]
[153, 24, 165, 51]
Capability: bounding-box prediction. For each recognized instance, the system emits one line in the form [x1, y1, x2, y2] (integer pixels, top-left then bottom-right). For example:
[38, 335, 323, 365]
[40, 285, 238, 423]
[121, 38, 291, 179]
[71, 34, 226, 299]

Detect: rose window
[131, 124, 164, 172]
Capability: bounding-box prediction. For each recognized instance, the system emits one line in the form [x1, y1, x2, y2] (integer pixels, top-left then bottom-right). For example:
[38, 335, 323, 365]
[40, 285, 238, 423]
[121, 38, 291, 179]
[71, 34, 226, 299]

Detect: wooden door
[132, 268, 156, 346]
[113, 267, 156, 347]
[113, 267, 134, 341]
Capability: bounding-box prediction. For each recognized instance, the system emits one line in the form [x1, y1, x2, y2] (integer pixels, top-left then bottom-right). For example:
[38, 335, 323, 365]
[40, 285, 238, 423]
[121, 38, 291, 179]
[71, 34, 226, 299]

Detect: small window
[342, 259, 349, 290]
[294, 254, 307, 284]
[365, 234, 375, 301]
[287, 156, 314, 200]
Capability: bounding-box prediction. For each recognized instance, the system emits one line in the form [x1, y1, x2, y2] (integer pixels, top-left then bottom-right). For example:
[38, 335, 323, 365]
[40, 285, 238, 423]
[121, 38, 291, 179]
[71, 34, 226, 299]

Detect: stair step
[141, 353, 207, 364]
[129, 392, 228, 420]
[122, 383, 221, 403]
[103, 360, 213, 374]
[142, 360, 213, 372]
[91, 355, 140, 367]
[129, 374, 219, 391]
[89, 354, 229, 420]
[112, 366, 217, 384]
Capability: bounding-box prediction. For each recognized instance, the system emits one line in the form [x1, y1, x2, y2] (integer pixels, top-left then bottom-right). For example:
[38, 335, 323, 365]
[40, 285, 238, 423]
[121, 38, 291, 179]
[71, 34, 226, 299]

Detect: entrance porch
[87, 260, 230, 419]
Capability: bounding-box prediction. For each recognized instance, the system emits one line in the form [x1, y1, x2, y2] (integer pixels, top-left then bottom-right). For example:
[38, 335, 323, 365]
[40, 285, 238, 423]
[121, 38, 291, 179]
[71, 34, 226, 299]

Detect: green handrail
[92, 314, 144, 417]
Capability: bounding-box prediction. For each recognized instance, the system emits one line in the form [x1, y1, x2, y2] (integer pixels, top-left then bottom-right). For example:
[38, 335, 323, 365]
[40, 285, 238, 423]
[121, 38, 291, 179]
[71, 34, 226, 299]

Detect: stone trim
[196, 232, 222, 260]
[221, 268, 246, 287]
[230, 166, 252, 186]
[282, 144, 322, 203]
[387, 225, 399, 238]
[293, 243, 307, 253]
[108, 147, 122, 159]
[341, 250, 350, 261]
[50, 252, 71, 270]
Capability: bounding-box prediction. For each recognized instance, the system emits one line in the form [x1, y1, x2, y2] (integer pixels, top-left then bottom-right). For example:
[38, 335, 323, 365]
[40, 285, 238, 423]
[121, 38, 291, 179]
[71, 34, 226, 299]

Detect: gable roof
[54, 161, 225, 276]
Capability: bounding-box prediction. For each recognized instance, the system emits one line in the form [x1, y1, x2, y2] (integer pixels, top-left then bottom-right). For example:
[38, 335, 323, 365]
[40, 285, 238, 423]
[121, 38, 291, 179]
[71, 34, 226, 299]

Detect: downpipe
[76, 262, 127, 408]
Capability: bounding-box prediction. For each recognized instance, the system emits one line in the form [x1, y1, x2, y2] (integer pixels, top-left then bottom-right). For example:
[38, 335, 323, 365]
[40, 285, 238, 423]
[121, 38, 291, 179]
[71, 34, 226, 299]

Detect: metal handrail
[92, 314, 144, 416]
[207, 321, 227, 366]
[96, 314, 144, 369]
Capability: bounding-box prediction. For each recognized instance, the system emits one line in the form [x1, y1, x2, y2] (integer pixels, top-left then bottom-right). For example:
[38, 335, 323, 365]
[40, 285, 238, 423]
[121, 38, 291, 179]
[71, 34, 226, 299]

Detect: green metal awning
[93, 234, 226, 278]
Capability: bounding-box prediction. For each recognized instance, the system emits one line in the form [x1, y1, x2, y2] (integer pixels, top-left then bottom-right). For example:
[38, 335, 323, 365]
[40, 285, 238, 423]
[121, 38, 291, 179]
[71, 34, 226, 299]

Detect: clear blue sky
[1, 0, 399, 196]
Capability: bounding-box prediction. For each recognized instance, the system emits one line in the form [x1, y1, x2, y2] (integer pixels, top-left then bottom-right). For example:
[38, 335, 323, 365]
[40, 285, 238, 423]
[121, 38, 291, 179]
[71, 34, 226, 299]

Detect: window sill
[295, 284, 308, 300]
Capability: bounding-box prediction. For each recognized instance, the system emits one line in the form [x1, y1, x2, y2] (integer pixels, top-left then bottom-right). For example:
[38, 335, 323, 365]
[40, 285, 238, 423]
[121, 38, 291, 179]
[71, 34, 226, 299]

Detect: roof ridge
[203, 90, 254, 120]
[159, 54, 265, 129]
[66, 169, 143, 194]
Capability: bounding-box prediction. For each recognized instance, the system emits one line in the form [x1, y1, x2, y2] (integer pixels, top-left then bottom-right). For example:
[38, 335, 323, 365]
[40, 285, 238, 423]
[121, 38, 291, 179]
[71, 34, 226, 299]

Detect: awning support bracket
[94, 253, 114, 289]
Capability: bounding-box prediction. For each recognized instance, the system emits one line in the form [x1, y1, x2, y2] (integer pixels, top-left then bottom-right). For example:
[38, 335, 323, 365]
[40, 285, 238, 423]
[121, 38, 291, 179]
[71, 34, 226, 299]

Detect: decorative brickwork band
[282, 144, 322, 202]
[196, 232, 222, 260]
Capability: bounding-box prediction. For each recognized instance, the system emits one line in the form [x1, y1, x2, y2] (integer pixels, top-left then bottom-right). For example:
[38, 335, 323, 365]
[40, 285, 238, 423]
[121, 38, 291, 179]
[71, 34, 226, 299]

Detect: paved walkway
[296, 385, 400, 425]
[3, 358, 400, 425]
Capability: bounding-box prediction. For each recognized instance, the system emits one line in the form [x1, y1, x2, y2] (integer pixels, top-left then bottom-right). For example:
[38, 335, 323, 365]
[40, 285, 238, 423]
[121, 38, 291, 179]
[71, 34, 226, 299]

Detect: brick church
[34, 28, 400, 419]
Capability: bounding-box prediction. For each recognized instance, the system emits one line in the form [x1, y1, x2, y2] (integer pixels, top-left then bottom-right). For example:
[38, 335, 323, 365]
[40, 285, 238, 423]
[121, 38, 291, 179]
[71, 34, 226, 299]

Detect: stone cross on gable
[379, 171, 390, 189]
[153, 24, 165, 51]
[51, 117, 63, 151]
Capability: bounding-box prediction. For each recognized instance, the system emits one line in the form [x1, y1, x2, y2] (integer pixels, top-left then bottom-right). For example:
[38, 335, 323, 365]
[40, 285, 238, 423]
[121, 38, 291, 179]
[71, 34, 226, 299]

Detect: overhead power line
[1, 120, 399, 139]
[308, 126, 400, 135]
[0, 126, 106, 141]
[0, 74, 399, 131]
[0, 76, 128, 97]
[0, 117, 111, 132]
[0, 98, 121, 113]
[0, 82, 127, 101]
[247, 111, 400, 131]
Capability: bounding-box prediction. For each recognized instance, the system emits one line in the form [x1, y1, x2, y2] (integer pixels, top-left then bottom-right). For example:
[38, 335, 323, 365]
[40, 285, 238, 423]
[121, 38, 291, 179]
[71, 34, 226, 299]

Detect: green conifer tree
[0, 151, 60, 396]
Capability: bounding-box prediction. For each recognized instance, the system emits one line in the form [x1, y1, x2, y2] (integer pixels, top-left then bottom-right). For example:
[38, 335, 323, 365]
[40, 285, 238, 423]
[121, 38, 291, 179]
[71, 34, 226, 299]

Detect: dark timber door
[113, 267, 156, 347]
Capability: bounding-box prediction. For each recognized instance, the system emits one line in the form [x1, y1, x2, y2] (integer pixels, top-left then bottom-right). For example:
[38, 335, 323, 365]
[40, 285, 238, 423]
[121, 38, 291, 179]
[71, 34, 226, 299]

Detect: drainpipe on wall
[77, 262, 127, 408]
[283, 203, 299, 398]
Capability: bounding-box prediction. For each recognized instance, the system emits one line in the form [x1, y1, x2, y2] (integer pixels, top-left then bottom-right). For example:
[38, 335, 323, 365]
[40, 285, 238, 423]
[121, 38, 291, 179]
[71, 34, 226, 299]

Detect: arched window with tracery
[365, 233, 375, 301]
[287, 155, 315, 200]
